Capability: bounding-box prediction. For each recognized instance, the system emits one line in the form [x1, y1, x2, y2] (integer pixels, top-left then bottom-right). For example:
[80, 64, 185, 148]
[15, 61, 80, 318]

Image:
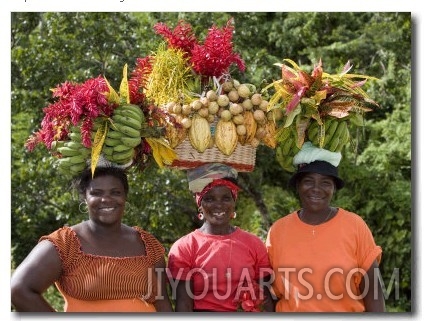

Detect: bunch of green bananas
[275, 126, 300, 172]
[55, 126, 90, 175]
[308, 118, 350, 152]
[102, 104, 144, 165]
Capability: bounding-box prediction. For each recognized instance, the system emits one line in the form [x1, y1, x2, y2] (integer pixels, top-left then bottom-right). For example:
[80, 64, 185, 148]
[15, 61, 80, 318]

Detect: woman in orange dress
[11, 166, 173, 312]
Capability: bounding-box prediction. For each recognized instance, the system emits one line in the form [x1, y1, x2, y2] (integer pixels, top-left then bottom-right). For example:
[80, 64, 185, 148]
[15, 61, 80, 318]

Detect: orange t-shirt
[266, 208, 382, 312]
[40, 226, 165, 312]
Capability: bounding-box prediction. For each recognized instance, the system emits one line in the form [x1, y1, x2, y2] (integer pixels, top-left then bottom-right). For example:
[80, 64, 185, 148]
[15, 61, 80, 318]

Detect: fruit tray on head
[170, 139, 256, 172]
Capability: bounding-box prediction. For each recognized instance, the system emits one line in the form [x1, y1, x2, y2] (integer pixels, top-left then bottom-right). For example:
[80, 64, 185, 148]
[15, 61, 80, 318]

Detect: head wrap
[289, 142, 344, 190]
[187, 163, 240, 207]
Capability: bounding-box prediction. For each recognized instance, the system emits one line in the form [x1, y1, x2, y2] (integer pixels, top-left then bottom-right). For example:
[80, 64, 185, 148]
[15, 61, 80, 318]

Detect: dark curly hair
[73, 166, 129, 200]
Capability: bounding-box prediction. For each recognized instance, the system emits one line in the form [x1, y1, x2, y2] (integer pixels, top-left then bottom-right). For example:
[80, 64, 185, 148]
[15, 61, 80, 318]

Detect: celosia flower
[128, 56, 153, 104]
[153, 19, 198, 57]
[190, 18, 245, 79]
[25, 76, 115, 151]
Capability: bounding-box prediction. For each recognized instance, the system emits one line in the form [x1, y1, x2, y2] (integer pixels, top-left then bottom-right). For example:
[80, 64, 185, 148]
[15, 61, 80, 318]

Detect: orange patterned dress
[40, 226, 165, 312]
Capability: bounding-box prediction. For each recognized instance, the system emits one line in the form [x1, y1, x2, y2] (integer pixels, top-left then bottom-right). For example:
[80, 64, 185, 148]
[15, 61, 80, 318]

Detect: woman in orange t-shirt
[11, 166, 173, 312]
[266, 143, 385, 312]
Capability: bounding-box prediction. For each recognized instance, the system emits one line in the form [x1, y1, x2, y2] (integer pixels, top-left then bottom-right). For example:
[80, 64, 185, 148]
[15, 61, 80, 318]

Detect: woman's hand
[153, 257, 174, 312]
[360, 260, 386, 312]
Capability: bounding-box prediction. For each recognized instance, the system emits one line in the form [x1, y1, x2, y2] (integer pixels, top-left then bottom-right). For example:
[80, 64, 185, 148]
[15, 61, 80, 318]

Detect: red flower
[190, 18, 245, 79]
[234, 280, 264, 312]
[25, 76, 115, 151]
[153, 18, 245, 80]
[153, 19, 198, 57]
[128, 56, 154, 104]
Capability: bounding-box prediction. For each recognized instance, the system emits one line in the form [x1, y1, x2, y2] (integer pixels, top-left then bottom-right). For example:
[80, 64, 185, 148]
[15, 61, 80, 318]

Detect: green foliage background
[11, 12, 411, 312]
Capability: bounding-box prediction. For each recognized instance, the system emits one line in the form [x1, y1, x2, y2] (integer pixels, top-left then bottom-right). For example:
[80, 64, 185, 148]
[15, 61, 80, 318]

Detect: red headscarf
[195, 178, 240, 207]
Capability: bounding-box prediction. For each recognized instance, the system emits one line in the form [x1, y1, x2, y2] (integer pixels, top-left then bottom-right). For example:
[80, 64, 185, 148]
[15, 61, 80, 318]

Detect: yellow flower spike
[119, 64, 130, 105]
[104, 76, 120, 105]
[91, 120, 108, 177]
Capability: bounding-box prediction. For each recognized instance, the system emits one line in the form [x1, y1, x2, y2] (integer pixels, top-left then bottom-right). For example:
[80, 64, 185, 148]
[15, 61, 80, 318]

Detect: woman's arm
[360, 260, 386, 312]
[11, 240, 62, 312]
[260, 274, 276, 312]
[174, 280, 194, 312]
[153, 257, 174, 312]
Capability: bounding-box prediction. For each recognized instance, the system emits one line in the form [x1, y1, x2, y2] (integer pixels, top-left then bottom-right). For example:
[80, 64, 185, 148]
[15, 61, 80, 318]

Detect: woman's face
[200, 185, 235, 226]
[85, 175, 127, 225]
[296, 172, 335, 212]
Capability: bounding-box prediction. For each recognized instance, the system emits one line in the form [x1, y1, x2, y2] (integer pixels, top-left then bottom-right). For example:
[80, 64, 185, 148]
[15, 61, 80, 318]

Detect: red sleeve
[167, 235, 194, 280]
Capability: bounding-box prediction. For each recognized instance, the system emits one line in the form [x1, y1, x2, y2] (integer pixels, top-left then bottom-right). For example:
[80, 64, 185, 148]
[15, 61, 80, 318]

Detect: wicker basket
[170, 139, 256, 172]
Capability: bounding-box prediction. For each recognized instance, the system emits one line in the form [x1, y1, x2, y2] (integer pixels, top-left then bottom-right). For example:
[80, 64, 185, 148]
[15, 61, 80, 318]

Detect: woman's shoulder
[337, 208, 368, 224]
[270, 211, 298, 227]
[132, 226, 164, 245]
[39, 225, 75, 243]
[172, 230, 199, 245]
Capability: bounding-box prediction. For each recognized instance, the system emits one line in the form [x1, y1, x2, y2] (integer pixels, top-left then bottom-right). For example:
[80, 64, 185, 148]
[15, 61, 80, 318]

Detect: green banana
[283, 156, 296, 172]
[121, 136, 142, 148]
[69, 132, 82, 142]
[107, 129, 126, 140]
[307, 123, 319, 144]
[51, 140, 66, 151]
[323, 119, 339, 147]
[328, 137, 340, 152]
[121, 104, 144, 117]
[102, 145, 114, 156]
[288, 144, 301, 157]
[69, 162, 87, 174]
[110, 149, 134, 163]
[113, 144, 133, 153]
[104, 137, 122, 147]
[64, 141, 85, 150]
[276, 146, 295, 172]
[68, 154, 86, 164]
[113, 108, 144, 123]
[112, 114, 142, 130]
[57, 146, 81, 157]
[56, 157, 73, 168]
[69, 125, 81, 133]
[331, 121, 346, 143]
[339, 121, 350, 145]
[113, 123, 141, 138]
[281, 137, 294, 156]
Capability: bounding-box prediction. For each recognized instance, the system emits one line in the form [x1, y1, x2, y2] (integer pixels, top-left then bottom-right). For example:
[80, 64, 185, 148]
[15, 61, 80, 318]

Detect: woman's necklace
[299, 207, 334, 236]
[224, 235, 233, 279]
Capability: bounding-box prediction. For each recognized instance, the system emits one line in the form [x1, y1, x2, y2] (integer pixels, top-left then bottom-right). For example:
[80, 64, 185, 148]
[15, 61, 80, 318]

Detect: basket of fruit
[143, 18, 281, 172]
[162, 80, 279, 172]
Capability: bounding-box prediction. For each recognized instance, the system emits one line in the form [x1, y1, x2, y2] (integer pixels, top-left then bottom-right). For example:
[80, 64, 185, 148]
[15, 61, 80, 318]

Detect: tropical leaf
[119, 64, 130, 104]
[90, 120, 108, 176]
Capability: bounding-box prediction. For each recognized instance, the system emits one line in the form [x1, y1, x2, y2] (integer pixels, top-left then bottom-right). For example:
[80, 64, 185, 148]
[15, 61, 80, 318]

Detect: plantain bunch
[307, 118, 350, 153]
[54, 126, 91, 176]
[274, 117, 350, 173]
[101, 104, 144, 165]
[274, 126, 300, 173]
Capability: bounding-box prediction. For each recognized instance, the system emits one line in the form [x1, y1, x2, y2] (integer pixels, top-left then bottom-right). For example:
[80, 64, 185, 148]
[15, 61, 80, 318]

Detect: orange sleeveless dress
[39, 226, 164, 312]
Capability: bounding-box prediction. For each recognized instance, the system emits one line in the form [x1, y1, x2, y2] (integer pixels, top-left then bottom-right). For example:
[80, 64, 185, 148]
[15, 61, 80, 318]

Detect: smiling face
[85, 175, 127, 225]
[296, 172, 335, 213]
[200, 185, 236, 226]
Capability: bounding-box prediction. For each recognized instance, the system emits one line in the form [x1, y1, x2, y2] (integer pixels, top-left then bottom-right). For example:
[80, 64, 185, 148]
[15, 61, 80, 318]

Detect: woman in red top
[266, 142, 385, 312]
[11, 166, 173, 312]
[168, 163, 274, 312]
